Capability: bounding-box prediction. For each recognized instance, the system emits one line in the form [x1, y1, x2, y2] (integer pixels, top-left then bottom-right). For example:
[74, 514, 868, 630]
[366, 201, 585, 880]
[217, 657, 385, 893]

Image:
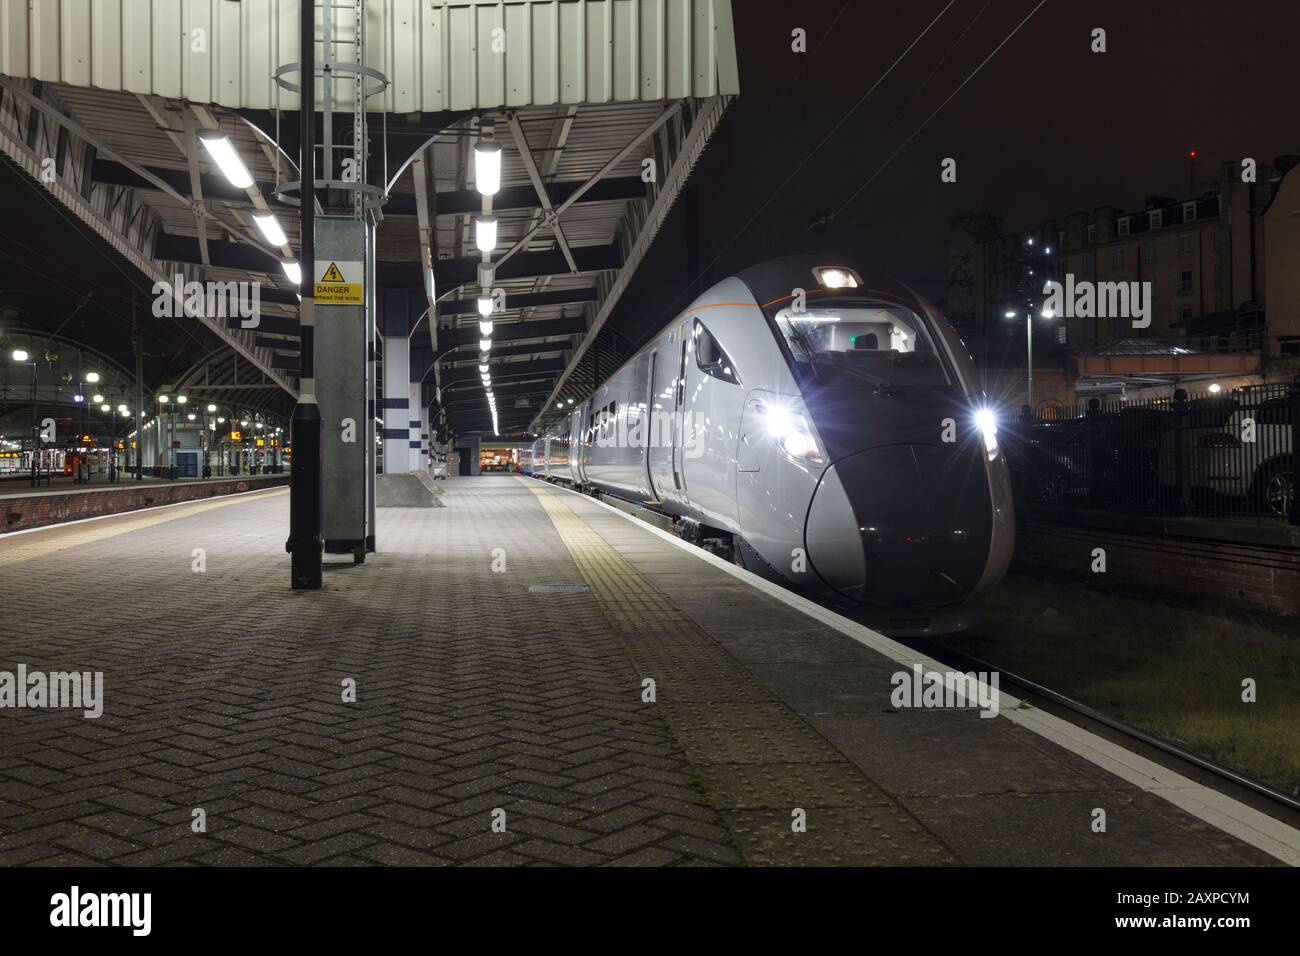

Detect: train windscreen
[773, 304, 952, 388]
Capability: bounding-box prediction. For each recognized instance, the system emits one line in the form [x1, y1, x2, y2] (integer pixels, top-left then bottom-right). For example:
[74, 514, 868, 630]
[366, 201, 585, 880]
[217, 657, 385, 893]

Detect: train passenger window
[692, 319, 741, 385]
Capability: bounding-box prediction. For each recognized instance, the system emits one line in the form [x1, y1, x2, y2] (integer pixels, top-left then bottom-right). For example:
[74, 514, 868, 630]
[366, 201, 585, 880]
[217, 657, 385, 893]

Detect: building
[945, 156, 1300, 410]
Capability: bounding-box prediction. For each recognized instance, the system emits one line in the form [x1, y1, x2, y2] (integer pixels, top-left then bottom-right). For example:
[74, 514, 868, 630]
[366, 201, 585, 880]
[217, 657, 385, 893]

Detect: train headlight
[759, 400, 825, 467]
[813, 266, 860, 289]
[975, 408, 999, 461]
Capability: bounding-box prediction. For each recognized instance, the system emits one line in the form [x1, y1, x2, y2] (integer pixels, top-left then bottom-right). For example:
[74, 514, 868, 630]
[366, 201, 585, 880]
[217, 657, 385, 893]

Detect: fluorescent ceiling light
[479, 338, 492, 352]
[479, 319, 494, 336]
[253, 213, 288, 247]
[474, 142, 502, 197]
[475, 217, 498, 253]
[281, 261, 302, 285]
[477, 297, 493, 317]
[198, 131, 255, 190]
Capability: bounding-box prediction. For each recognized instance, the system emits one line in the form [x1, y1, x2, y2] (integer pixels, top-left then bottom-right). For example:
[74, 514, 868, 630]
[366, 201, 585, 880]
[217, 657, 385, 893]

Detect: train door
[571, 405, 586, 484]
[647, 341, 676, 500]
[671, 320, 691, 495]
[643, 351, 659, 499]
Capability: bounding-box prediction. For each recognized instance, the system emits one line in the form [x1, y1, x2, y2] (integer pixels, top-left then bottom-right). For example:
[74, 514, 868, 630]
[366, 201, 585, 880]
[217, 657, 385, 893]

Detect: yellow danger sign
[314, 259, 364, 304]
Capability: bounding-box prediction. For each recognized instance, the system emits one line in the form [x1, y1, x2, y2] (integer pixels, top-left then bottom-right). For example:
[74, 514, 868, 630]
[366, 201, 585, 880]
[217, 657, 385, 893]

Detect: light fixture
[1004, 311, 1017, 319]
[198, 131, 255, 189]
[85, 371, 100, 383]
[207, 404, 217, 413]
[478, 364, 489, 373]
[479, 338, 492, 352]
[11, 349, 28, 361]
[477, 296, 493, 318]
[1044, 246, 1052, 255]
[281, 261, 302, 285]
[217, 417, 226, 424]
[1026, 237, 1034, 246]
[475, 217, 498, 253]
[813, 266, 860, 289]
[253, 213, 288, 247]
[240, 420, 249, 427]
[567, 399, 574, 405]
[187, 413, 197, 421]
[1209, 383, 1222, 394]
[757, 399, 824, 466]
[92, 393, 104, 403]
[158, 394, 170, 403]
[474, 141, 502, 196]
[975, 408, 999, 461]
[117, 404, 128, 413]
[176, 395, 188, 405]
[478, 319, 494, 336]
[1040, 307, 1055, 319]
[100, 403, 111, 412]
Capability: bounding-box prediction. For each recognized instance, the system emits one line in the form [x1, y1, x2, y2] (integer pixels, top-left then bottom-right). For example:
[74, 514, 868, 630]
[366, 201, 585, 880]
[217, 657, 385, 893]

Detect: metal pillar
[286, 0, 324, 589]
[366, 219, 378, 551]
[318, 219, 368, 561]
[133, 299, 144, 481]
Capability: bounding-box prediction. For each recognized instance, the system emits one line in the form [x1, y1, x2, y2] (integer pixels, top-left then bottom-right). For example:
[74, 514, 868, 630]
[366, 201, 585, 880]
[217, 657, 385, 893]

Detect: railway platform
[0, 476, 1295, 866]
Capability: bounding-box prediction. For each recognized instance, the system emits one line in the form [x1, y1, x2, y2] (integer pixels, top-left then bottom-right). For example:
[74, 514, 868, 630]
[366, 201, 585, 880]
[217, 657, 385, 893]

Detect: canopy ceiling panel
[0, 0, 739, 113]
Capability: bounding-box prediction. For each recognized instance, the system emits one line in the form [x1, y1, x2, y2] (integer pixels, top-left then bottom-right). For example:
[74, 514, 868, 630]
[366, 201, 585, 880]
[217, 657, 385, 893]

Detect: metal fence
[1003, 381, 1299, 524]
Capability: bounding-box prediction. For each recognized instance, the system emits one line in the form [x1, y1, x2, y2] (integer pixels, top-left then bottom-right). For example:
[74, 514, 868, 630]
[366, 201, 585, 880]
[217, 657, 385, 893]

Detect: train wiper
[787, 325, 821, 383]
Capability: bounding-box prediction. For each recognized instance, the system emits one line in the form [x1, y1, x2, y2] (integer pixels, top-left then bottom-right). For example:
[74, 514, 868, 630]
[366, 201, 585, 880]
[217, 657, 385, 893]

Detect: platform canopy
[0, 0, 738, 434]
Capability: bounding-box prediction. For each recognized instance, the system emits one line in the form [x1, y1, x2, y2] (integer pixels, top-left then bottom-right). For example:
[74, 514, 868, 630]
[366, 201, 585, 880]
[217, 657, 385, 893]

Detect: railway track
[899, 635, 1300, 830]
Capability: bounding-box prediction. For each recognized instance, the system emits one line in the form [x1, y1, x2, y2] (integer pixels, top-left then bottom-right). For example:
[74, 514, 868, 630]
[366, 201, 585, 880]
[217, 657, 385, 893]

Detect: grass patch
[931, 574, 1300, 797]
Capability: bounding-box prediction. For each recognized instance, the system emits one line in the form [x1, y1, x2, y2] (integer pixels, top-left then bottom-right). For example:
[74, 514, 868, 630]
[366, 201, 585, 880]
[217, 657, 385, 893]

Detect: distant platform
[0, 473, 288, 533]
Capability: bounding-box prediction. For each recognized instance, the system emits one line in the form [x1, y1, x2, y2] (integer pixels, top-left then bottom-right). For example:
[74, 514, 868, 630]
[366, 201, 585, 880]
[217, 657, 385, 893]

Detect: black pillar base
[285, 400, 324, 589]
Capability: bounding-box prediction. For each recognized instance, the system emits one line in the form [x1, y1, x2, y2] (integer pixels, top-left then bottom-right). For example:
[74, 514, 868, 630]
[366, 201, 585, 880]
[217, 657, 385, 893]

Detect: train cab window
[773, 303, 951, 387]
[692, 319, 741, 385]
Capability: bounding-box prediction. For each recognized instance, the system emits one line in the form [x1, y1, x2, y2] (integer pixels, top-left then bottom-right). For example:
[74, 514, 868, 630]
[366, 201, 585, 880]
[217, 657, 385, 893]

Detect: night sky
[608, 0, 1299, 345]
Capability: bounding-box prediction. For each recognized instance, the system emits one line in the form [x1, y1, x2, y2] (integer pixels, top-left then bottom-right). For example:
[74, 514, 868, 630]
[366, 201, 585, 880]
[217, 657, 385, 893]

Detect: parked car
[1157, 395, 1293, 517]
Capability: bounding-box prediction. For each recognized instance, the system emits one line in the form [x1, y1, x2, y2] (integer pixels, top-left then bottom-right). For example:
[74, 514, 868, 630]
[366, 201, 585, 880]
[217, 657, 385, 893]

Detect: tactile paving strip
[520, 478, 959, 865]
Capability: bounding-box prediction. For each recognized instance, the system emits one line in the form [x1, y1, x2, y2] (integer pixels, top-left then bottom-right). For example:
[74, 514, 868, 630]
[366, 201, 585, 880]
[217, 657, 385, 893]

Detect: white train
[533, 256, 1014, 634]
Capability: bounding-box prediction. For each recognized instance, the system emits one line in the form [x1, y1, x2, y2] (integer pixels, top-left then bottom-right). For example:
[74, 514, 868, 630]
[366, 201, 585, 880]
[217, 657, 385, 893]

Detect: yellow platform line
[0, 486, 287, 569]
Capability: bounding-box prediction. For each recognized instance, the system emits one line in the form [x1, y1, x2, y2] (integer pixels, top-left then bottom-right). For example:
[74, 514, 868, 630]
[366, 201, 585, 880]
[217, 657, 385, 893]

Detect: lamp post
[205, 404, 217, 477]
[1002, 235, 1059, 412]
[157, 393, 175, 479]
[9, 349, 39, 486]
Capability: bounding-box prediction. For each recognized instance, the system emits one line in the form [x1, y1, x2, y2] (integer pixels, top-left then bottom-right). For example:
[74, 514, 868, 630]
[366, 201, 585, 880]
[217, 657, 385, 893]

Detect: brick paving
[0, 477, 1280, 866]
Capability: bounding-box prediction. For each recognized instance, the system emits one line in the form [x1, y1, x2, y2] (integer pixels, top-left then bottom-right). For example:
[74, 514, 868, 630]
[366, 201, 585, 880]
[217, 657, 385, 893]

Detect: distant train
[531, 256, 1014, 635]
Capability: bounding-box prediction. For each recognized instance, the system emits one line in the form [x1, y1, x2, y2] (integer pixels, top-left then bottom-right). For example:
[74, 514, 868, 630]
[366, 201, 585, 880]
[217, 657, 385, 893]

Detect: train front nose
[804, 444, 993, 606]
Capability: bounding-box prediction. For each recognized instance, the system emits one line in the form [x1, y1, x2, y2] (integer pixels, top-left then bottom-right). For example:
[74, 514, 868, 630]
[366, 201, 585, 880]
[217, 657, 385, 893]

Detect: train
[531, 256, 1014, 635]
